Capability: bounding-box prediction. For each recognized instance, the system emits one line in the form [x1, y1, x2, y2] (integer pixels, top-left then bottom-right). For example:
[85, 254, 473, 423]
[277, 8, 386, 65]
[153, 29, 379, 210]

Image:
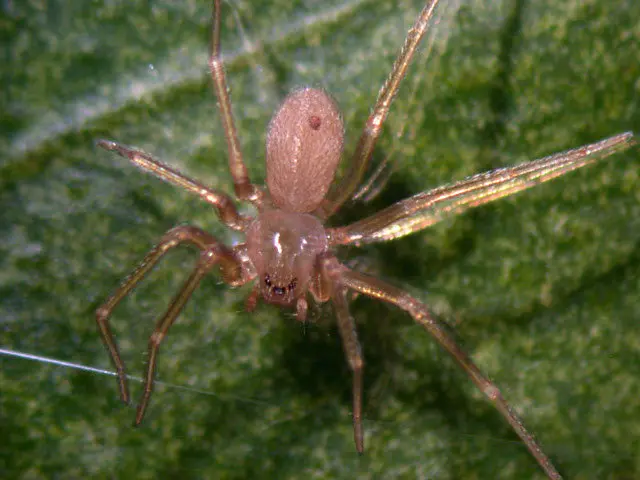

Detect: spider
[95, 0, 635, 478]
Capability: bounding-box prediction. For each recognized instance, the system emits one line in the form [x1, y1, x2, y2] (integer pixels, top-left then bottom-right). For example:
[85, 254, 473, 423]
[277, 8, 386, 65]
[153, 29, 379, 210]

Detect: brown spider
[95, 1, 635, 478]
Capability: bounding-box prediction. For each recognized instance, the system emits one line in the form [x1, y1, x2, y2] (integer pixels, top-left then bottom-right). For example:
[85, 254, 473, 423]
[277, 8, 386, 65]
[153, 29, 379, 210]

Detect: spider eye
[264, 274, 272, 287]
[288, 278, 298, 291]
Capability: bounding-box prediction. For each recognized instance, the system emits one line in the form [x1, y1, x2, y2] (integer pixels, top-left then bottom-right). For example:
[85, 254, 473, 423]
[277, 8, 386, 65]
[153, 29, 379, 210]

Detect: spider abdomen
[266, 87, 344, 213]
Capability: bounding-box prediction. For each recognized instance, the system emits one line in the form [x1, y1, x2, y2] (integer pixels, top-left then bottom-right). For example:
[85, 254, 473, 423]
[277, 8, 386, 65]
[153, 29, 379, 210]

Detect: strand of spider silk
[0, 347, 272, 407]
[2, 347, 535, 449]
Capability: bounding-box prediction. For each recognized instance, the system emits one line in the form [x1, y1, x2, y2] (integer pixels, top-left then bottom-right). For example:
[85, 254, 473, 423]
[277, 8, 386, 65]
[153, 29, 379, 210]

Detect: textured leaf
[2, 0, 639, 478]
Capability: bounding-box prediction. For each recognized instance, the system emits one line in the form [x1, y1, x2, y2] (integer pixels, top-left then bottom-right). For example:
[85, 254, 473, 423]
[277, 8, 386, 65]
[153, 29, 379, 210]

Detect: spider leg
[332, 286, 365, 453]
[97, 140, 251, 231]
[329, 132, 635, 246]
[135, 243, 236, 424]
[209, 0, 263, 206]
[318, 0, 442, 218]
[96, 226, 243, 413]
[319, 255, 562, 480]
[350, 152, 394, 204]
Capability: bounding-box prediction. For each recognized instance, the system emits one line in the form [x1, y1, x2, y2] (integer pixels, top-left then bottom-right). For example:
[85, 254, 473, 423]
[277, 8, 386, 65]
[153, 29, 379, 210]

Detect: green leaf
[2, 0, 639, 478]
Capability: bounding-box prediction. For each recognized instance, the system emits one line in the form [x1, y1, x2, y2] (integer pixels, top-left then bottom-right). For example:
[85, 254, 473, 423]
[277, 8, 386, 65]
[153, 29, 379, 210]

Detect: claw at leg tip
[96, 139, 115, 150]
[356, 437, 364, 455]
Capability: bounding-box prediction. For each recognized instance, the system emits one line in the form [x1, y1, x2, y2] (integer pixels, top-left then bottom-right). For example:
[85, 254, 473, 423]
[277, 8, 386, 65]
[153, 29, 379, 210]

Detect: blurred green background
[2, 0, 639, 478]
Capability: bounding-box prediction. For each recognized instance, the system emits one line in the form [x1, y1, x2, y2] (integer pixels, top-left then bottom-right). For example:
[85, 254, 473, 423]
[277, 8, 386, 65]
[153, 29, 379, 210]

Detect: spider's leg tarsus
[96, 139, 118, 151]
[96, 304, 130, 405]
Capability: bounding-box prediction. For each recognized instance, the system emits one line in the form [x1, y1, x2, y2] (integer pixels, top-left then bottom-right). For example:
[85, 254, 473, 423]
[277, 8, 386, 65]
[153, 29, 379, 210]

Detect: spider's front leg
[209, 0, 263, 206]
[318, 0, 442, 218]
[96, 225, 248, 424]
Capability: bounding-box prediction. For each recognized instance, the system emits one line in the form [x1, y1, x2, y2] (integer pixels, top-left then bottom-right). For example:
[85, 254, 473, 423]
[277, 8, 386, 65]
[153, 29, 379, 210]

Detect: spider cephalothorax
[245, 208, 328, 313]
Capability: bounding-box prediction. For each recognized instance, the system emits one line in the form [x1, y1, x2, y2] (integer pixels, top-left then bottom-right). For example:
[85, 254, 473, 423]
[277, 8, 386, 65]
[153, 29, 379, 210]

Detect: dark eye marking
[264, 274, 298, 295]
[308, 115, 321, 130]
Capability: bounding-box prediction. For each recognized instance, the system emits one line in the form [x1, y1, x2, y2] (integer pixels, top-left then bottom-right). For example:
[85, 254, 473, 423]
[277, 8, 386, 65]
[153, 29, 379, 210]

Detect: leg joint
[96, 306, 110, 323]
[351, 356, 364, 372]
[149, 331, 165, 348]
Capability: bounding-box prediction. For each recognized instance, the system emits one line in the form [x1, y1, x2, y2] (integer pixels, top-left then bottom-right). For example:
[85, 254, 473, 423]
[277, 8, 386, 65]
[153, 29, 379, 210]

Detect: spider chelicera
[95, 1, 635, 478]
